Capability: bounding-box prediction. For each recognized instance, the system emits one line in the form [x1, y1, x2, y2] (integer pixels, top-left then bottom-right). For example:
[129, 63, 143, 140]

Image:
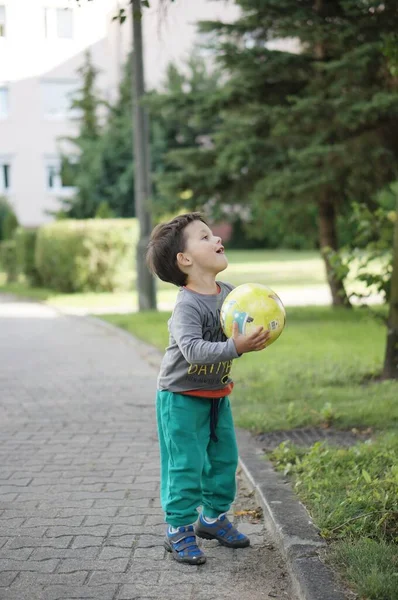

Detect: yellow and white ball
[220, 283, 286, 348]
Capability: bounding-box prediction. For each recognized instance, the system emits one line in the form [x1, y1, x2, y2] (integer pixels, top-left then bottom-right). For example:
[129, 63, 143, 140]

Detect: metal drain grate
[256, 427, 372, 451]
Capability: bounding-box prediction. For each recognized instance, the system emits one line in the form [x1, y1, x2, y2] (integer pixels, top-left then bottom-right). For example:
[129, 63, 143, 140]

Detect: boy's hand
[232, 321, 271, 354]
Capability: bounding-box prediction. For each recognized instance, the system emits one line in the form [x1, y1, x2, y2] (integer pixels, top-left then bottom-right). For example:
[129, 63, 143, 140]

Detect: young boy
[146, 212, 270, 565]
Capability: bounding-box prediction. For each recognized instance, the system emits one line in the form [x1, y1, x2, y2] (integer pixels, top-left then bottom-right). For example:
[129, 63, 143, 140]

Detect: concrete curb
[236, 428, 348, 600]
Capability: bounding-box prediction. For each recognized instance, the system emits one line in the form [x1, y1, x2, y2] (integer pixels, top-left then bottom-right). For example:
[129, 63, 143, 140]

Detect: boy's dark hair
[146, 212, 208, 287]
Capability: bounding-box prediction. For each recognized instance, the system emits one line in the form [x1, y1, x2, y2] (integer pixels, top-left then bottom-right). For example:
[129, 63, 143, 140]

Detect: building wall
[0, 0, 241, 226]
[0, 0, 120, 225]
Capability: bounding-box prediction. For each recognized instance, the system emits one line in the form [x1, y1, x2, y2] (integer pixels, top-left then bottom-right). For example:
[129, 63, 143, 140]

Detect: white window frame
[0, 85, 9, 118]
[0, 5, 6, 38]
[44, 6, 74, 40]
[41, 79, 79, 120]
[0, 156, 12, 194]
[44, 156, 77, 194]
[56, 7, 73, 39]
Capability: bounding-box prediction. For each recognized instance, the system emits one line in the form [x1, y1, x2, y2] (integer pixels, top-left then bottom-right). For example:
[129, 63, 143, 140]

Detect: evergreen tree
[146, 54, 223, 217]
[92, 58, 136, 217]
[160, 0, 398, 306]
[257, 0, 398, 306]
[62, 52, 222, 219]
[61, 50, 104, 218]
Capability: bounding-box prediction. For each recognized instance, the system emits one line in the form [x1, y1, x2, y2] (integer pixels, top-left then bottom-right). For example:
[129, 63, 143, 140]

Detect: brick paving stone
[84, 515, 146, 527]
[133, 546, 166, 560]
[0, 548, 35, 561]
[88, 569, 161, 586]
[0, 571, 18, 586]
[0, 297, 297, 600]
[45, 525, 110, 538]
[11, 571, 89, 587]
[97, 546, 129, 560]
[57, 508, 118, 518]
[70, 536, 105, 549]
[0, 527, 48, 538]
[1, 585, 118, 600]
[1, 509, 59, 519]
[23, 517, 85, 528]
[118, 583, 194, 599]
[103, 535, 136, 548]
[30, 547, 98, 561]
[0, 559, 59, 572]
[5, 537, 73, 550]
[58, 558, 130, 574]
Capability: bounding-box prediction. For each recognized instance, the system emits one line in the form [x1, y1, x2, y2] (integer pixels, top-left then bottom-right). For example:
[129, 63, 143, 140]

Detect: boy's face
[177, 220, 228, 276]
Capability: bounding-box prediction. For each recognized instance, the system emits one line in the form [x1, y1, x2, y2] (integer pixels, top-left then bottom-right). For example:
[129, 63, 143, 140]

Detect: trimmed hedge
[0, 197, 11, 243]
[0, 240, 18, 282]
[35, 219, 138, 293]
[2, 211, 19, 241]
[15, 228, 41, 286]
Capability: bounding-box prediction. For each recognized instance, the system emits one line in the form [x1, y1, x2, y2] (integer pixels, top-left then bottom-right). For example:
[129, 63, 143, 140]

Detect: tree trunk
[313, 2, 350, 307]
[382, 196, 398, 379]
[131, 0, 157, 311]
[318, 195, 351, 307]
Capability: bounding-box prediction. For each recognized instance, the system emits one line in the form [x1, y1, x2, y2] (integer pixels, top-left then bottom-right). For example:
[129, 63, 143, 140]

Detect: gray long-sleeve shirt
[157, 282, 239, 393]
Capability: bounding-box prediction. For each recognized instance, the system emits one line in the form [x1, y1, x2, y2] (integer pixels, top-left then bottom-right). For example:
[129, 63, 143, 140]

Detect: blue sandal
[195, 514, 250, 548]
[164, 525, 206, 565]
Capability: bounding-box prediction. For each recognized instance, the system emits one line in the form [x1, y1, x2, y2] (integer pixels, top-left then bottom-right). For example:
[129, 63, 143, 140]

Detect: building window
[0, 87, 8, 118]
[44, 8, 49, 38]
[0, 162, 11, 193]
[57, 8, 73, 38]
[46, 163, 60, 190]
[0, 5, 5, 38]
[45, 157, 77, 192]
[41, 80, 79, 118]
[44, 7, 74, 39]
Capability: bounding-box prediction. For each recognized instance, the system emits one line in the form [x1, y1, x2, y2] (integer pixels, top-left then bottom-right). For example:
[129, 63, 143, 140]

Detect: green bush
[0, 197, 11, 243]
[95, 201, 115, 219]
[15, 228, 41, 286]
[2, 210, 19, 241]
[35, 219, 138, 292]
[0, 198, 19, 243]
[328, 182, 397, 306]
[0, 240, 18, 282]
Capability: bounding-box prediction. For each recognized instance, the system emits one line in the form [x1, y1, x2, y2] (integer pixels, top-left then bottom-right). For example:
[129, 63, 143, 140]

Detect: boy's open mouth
[216, 246, 225, 254]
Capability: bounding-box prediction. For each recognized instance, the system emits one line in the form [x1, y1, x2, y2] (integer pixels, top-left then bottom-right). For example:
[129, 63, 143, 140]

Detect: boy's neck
[185, 275, 219, 295]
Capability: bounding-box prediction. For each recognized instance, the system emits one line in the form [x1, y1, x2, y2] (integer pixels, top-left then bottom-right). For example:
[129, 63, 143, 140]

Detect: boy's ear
[177, 252, 192, 267]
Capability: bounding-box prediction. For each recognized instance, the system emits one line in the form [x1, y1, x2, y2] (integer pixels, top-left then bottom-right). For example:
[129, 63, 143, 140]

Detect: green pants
[156, 390, 239, 527]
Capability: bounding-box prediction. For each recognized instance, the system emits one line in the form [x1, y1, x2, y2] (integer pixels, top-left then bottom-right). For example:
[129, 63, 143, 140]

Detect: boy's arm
[171, 303, 239, 366]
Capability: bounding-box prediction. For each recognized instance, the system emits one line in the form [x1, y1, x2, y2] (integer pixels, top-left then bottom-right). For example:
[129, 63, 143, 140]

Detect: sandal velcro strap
[195, 514, 250, 549]
[164, 525, 206, 564]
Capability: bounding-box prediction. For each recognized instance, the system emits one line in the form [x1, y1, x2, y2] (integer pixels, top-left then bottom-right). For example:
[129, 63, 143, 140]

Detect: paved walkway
[0, 297, 295, 600]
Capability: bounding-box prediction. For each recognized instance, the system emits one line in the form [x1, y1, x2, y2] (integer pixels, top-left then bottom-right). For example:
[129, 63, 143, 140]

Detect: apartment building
[0, 0, 240, 226]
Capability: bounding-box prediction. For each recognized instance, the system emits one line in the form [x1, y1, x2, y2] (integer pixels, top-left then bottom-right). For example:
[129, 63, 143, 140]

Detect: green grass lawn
[0, 249, 327, 310]
[0, 248, 385, 310]
[102, 306, 398, 600]
[103, 306, 397, 434]
[270, 437, 398, 600]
